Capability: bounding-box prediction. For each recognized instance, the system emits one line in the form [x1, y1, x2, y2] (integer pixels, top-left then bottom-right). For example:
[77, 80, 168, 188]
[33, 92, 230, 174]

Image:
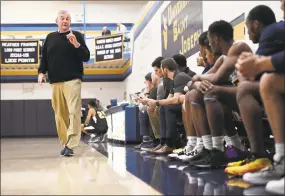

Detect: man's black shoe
[64, 147, 74, 156]
[134, 142, 145, 150]
[141, 141, 158, 151]
[60, 147, 66, 156]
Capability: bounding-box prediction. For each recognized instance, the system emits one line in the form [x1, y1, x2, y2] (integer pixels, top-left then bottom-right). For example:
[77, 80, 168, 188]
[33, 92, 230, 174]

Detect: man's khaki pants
[147, 106, 160, 139]
[51, 79, 82, 149]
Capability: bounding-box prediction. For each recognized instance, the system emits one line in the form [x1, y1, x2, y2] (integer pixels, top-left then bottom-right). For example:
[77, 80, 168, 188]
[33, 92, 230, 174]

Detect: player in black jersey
[81, 100, 108, 143]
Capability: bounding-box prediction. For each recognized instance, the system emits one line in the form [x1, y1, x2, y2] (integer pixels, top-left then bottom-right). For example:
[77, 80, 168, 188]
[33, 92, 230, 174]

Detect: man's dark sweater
[38, 30, 90, 83]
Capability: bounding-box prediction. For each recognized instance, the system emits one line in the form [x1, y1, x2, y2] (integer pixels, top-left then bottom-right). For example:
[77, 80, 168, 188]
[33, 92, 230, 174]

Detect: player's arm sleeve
[75, 32, 90, 62]
[271, 51, 285, 73]
[38, 35, 49, 74]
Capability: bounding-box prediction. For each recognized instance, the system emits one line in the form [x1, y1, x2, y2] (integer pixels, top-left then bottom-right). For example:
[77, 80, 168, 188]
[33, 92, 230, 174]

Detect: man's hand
[179, 95, 185, 104]
[38, 73, 46, 86]
[136, 97, 148, 105]
[67, 30, 80, 48]
[192, 74, 202, 82]
[197, 80, 214, 94]
[147, 99, 157, 108]
[235, 52, 262, 78]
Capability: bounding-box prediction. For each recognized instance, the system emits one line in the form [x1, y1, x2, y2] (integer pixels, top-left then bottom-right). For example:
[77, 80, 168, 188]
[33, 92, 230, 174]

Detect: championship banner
[161, 1, 203, 58]
[0, 40, 40, 66]
[95, 34, 124, 63]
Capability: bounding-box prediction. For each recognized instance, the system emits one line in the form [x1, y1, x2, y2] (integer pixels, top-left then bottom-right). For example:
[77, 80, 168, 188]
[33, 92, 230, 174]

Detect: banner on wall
[0, 40, 40, 66]
[161, 1, 203, 58]
[95, 34, 124, 63]
[231, 13, 245, 41]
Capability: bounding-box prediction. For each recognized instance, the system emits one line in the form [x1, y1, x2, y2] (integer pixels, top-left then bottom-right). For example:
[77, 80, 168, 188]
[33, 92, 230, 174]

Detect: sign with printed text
[0, 40, 40, 65]
[95, 34, 123, 62]
[161, 1, 203, 58]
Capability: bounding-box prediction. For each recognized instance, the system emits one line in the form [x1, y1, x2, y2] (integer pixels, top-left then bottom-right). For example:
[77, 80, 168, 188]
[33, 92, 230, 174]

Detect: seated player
[224, 4, 284, 177]
[170, 31, 222, 161]
[235, 50, 285, 195]
[82, 100, 108, 143]
[182, 20, 250, 168]
[135, 72, 160, 150]
[190, 5, 278, 169]
[146, 58, 193, 154]
[172, 53, 196, 77]
[145, 57, 166, 152]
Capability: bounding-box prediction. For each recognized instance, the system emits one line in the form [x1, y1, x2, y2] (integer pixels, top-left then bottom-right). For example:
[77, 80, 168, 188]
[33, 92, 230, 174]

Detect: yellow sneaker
[173, 148, 184, 153]
[225, 158, 271, 176]
[227, 159, 247, 167]
[226, 179, 252, 189]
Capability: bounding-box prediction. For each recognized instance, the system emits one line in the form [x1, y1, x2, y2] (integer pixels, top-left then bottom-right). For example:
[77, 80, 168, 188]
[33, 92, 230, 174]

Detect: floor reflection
[87, 141, 274, 196]
[1, 138, 160, 195]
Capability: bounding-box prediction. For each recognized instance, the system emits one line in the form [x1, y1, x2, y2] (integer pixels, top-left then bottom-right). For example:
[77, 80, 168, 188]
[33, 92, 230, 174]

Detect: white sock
[224, 136, 231, 146]
[187, 136, 197, 147]
[274, 143, 285, 162]
[212, 136, 224, 151]
[196, 137, 204, 151]
[202, 135, 213, 150]
[227, 134, 245, 151]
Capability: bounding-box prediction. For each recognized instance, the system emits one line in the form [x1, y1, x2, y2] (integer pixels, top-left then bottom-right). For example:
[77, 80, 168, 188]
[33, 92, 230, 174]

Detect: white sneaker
[168, 145, 194, 159]
[184, 145, 195, 153]
[243, 157, 284, 185]
[266, 177, 285, 195]
[178, 146, 203, 163]
[168, 148, 184, 159]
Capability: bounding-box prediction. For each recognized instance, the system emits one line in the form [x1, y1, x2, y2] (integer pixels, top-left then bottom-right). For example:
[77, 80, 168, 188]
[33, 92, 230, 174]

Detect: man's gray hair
[56, 10, 71, 20]
[103, 26, 107, 30]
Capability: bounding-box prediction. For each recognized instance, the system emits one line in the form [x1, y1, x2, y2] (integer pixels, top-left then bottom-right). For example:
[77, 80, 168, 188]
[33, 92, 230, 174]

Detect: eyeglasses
[58, 17, 71, 22]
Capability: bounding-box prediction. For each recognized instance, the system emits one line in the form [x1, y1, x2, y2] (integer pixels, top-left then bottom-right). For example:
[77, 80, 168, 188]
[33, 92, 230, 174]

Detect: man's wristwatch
[156, 100, 160, 106]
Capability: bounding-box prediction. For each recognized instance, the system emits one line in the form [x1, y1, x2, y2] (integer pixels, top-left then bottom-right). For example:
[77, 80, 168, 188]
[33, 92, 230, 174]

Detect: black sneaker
[188, 148, 211, 166]
[60, 147, 66, 156]
[146, 143, 162, 153]
[141, 140, 159, 151]
[134, 141, 145, 150]
[194, 148, 228, 168]
[64, 147, 74, 156]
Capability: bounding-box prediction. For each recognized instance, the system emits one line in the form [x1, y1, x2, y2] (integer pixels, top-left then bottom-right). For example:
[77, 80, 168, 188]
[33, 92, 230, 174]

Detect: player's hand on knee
[200, 80, 214, 94]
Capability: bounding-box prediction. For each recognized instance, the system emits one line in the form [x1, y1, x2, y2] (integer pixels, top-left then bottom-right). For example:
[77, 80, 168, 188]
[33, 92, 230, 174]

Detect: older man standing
[38, 10, 90, 156]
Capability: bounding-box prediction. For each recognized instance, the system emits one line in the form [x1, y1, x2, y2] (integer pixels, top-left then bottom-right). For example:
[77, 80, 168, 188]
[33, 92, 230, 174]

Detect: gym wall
[1, 1, 147, 104]
[125, 1, 284, 96]
[1, 1, 146, 24]
[0, 1, 147, 137]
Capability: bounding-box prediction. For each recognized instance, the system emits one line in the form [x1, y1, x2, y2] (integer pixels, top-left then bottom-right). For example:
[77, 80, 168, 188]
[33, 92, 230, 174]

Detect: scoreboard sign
[95, 34, 123, 62]
[1, 40, 40, 66]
